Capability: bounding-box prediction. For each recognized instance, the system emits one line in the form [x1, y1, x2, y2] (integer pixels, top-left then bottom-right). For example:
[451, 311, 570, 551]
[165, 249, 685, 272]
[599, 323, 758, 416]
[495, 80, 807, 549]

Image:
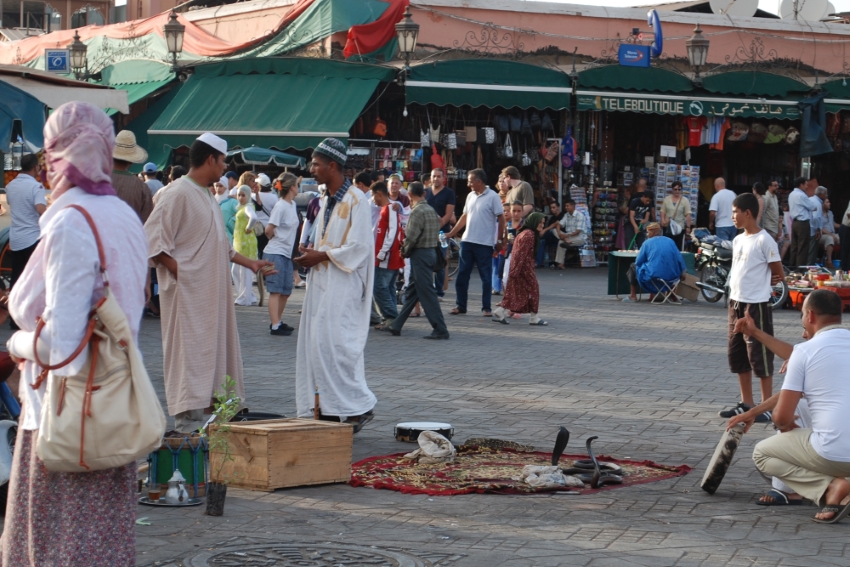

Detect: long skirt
[231, 263, 257, 306]
[500, 231, 539, 314]
[1, 428, 136, 567]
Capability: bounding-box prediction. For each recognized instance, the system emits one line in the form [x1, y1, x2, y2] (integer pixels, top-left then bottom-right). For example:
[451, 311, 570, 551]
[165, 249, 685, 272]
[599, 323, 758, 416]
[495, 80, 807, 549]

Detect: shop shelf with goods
[639, 167, 656, 191]
[346, 139, 423, 185]
[616, 169, 633, 191]
[590, 184, 617, 265]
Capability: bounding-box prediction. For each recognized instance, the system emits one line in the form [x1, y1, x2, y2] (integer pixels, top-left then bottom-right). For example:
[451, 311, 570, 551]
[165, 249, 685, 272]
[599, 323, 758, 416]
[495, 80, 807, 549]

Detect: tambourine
[394, 422, 454, 443]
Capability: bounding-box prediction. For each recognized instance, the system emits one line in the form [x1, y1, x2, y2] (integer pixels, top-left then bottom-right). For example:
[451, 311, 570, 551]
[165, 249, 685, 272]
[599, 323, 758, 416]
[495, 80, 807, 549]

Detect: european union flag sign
[45, 49, 70, 73]
[618, 45, 651, 68]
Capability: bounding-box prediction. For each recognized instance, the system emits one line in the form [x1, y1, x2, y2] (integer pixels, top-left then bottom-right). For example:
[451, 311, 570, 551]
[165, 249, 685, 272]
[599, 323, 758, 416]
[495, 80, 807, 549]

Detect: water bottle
[439, 231, 448, 249]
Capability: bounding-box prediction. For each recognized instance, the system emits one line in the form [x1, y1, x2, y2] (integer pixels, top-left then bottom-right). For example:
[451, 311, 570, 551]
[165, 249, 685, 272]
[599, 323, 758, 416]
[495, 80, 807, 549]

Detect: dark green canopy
[702, 71, 810, 98]
[148, 58, 396, 151]
[405, 59, 572, 109]
[577, 65, 694, 94]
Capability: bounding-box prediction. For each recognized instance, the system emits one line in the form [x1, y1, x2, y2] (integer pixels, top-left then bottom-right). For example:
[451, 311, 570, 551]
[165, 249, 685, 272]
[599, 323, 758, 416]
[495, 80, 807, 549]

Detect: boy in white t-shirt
[719, 193, 784, 423]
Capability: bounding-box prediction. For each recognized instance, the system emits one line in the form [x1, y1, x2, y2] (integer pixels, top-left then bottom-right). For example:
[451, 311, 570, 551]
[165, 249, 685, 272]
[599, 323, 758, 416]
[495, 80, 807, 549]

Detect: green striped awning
[148, 58, 396, 150]
[405, 59, 572, 110]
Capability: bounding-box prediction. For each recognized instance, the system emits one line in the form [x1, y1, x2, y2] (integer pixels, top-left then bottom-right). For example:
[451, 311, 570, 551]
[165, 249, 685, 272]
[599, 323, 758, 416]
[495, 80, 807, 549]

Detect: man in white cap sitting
[145, 132, 275, 432]
[293, 137, 377, 433]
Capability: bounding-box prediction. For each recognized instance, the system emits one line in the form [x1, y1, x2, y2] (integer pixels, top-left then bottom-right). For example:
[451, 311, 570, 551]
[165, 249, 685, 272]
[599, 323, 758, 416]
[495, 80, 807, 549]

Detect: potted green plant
[202, 376, 242, 516]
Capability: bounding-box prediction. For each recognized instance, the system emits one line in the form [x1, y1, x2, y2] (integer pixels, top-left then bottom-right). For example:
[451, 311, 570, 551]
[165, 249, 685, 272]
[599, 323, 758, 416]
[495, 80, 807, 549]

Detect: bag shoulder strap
[32, 204, 109, 374]
[65, 204, 108, 286]
[671, 196, 683, 217]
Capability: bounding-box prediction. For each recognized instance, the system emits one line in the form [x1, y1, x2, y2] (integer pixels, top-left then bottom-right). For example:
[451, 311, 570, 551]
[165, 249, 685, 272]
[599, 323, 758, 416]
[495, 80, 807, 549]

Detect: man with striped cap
[293, 138, 376, 433]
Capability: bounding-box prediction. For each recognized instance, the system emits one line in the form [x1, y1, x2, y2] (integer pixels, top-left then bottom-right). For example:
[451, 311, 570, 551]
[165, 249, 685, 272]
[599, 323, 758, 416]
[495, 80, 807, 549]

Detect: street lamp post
[395, 6, 419, 74]
[69, 30, 88, 81]
[685, 25, 709, 86]
[163, 10, 185, 72]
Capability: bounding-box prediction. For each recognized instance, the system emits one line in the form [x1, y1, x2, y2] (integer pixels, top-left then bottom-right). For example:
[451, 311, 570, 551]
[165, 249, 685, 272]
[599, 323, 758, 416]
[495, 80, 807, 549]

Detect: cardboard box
[676, 273, 700, 302]
[209, 418, 353, 492]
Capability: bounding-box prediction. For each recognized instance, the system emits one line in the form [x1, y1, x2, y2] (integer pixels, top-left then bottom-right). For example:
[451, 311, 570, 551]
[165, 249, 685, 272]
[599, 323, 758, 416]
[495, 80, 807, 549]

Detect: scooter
[693, 231, 733, 304]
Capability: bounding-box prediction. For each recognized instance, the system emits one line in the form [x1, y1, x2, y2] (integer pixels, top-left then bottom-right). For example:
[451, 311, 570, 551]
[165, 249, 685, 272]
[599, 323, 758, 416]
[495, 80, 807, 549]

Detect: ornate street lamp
[163, 10, 185, 72]
[69, 30, 88, 80]
[395, 6, 419, 73]
[685, 25, 710, 86]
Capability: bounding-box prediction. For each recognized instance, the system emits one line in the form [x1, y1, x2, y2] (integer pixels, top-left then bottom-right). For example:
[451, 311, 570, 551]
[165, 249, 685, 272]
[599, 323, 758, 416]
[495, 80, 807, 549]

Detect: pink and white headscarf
[43, 101, 116, 199]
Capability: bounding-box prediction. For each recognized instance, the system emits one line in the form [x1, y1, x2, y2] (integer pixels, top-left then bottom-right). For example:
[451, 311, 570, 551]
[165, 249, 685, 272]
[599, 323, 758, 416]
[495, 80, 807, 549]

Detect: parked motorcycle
[692, 230, 788, 309]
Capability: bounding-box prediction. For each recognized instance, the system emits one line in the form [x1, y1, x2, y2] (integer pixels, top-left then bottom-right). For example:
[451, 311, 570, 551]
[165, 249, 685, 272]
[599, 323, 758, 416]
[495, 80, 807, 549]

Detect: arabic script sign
[577, 94, 801, 119]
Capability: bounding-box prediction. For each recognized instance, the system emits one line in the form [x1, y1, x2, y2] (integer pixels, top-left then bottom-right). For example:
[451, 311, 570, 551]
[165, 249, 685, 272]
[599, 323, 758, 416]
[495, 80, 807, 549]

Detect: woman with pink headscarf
[1, 102, 149, 566]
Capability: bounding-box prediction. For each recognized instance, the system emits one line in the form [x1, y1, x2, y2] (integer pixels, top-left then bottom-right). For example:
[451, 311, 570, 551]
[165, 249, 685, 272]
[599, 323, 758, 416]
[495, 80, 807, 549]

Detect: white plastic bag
[515, 465, 584, 489]
[404, 431, 456, 465]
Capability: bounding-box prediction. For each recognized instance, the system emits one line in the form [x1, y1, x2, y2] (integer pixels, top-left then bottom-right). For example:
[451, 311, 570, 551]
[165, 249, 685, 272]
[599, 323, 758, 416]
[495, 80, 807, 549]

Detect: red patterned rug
[350, 445, 691, 496]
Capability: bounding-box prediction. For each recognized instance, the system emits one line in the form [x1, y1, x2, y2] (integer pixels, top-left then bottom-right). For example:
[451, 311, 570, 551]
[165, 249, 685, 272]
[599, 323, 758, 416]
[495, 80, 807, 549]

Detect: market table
[608, 251, 696, 298]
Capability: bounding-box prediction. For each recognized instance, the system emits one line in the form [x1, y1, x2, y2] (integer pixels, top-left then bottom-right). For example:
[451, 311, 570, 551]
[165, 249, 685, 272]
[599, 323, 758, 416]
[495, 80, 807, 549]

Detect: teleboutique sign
[576, 94, 800, 119]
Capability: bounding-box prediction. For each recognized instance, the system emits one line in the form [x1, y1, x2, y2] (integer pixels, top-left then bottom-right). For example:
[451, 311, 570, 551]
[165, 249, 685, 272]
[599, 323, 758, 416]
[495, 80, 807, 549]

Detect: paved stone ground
[7, 267, 848, 566]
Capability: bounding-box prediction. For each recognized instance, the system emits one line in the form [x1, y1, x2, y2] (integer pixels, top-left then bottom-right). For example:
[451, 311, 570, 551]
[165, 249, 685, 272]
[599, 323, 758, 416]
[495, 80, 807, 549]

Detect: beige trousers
[753, 428, 850, 506]
[555, 236, 587, 264]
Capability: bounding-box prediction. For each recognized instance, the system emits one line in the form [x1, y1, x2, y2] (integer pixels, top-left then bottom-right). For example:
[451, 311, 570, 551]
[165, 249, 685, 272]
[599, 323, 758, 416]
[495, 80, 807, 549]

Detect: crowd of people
[0, 100, 848, 567]
[707, 175, 849, 270]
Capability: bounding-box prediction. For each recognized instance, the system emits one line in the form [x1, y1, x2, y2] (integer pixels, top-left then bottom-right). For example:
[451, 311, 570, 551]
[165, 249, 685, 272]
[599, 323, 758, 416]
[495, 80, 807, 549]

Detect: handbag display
[443, 132, 457, 150]
[428, 108, 441, 144]
[541, 112, 554, 133]
[521, 112, 533, 138]
[420, 119, 430, 146]
[372, 116, 387, 138]
[430, 143, 445, 171]
[503, 135, 514, 159]
[34, 204, 166, 473]
[483, 127, 495, 144]
[509, 114, 522, 133]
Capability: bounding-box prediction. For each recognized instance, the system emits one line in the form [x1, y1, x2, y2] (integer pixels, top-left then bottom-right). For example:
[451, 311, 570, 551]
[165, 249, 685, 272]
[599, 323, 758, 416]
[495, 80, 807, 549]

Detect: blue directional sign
[45, 49, 70, 73]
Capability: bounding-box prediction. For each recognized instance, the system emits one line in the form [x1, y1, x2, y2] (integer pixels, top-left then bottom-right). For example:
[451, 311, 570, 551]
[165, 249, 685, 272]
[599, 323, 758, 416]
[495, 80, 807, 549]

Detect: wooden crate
[209, 418, 353, 491]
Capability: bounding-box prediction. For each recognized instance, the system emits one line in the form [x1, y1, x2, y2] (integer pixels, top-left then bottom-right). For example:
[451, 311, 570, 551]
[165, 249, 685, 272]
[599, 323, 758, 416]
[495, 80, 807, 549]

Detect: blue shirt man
[624, 223, 686, 302]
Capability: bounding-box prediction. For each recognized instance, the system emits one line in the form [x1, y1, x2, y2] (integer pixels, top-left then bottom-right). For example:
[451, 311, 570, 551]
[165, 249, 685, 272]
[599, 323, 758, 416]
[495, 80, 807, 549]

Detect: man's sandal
[449, 308, 466, 315]
[344, 411, 375, 434]
[813, 501, 850, 524]
[756, 489, 804, 506]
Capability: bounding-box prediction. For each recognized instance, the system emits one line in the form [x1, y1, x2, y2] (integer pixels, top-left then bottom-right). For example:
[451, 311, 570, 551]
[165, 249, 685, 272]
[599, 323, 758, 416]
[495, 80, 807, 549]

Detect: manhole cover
[143, 538, 463, 567]
[188, 543, 428, 566]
